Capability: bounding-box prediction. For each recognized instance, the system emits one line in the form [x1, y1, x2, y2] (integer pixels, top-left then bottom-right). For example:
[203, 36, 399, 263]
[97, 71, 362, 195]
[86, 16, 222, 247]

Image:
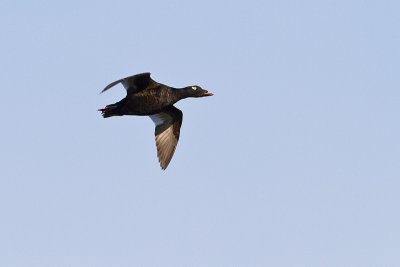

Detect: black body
[99, 72, 213, 169]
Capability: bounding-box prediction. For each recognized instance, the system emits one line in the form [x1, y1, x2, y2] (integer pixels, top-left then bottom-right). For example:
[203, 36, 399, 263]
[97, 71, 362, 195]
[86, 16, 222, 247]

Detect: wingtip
[159, 161, 168, 170]
[99, 88, 108, 94]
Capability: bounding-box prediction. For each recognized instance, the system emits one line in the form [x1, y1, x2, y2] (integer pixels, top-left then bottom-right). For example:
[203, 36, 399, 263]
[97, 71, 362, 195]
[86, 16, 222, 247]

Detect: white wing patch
[121, 79, 131, 90]
[150, 113, 172, 126]
[150, 114, 164, 126]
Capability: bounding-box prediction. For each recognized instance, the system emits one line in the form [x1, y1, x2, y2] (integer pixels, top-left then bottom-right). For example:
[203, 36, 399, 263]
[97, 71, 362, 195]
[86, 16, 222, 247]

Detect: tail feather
[99, 104, 120, 118]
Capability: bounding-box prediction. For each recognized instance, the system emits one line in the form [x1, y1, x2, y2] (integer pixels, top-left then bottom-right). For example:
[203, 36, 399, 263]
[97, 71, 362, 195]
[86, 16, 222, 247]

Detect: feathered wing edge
[149, 106, 183, 170]
[100, 72, 157, 94]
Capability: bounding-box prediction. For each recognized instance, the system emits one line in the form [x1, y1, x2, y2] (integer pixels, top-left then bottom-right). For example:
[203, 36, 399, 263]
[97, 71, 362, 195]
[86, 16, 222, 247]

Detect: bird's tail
[98, 104, 120, 118]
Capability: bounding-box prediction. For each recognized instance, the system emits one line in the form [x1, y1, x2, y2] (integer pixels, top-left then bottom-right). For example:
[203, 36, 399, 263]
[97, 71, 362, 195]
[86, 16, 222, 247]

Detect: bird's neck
[171, 87, 192, 101]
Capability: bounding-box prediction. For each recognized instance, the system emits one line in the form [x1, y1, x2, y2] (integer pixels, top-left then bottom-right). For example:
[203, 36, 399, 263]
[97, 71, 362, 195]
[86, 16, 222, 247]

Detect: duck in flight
[99, 72, 213, 170]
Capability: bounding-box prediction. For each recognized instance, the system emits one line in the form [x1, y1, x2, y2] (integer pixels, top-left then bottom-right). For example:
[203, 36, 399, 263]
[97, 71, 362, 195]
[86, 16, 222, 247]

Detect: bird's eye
[191, 86, 197, 90]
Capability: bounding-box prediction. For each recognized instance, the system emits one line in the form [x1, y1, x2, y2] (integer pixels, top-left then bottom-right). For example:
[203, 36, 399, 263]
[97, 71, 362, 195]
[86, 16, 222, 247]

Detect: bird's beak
[204, 90, 214, 96]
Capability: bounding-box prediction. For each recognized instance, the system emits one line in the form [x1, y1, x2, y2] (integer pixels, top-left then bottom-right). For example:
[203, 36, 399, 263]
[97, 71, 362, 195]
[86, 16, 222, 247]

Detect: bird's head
[186, 85, 214, 97]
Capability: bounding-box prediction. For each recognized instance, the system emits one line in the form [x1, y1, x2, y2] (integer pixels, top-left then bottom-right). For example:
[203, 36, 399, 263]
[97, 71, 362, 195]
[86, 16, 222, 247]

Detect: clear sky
[1, 0, 399, 266]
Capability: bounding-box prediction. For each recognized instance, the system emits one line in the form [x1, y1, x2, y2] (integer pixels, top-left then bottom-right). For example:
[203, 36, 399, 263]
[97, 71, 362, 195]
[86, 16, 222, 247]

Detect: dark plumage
[99, 72, 213, 170]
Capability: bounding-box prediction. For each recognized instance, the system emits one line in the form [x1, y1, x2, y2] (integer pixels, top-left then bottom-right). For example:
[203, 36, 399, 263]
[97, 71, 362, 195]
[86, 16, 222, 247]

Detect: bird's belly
[122, 97, 171, 116]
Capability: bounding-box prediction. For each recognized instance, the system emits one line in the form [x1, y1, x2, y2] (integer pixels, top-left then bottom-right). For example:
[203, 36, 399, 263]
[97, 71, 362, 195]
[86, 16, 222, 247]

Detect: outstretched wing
[100, 72, 159, 94]
[149, 106, 183, 170]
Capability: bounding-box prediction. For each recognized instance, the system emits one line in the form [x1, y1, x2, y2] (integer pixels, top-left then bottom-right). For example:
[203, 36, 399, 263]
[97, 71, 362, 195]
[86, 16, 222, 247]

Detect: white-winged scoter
[99, 72, 213, 170]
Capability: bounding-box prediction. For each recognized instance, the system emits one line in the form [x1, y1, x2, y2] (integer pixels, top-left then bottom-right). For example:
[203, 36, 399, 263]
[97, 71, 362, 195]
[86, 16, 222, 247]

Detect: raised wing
[100, 72, 159, 94]
[149, 106, 183, 170]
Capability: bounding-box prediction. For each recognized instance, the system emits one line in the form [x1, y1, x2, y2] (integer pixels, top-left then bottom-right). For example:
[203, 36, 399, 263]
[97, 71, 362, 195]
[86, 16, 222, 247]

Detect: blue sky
[1, 0, 400, 266]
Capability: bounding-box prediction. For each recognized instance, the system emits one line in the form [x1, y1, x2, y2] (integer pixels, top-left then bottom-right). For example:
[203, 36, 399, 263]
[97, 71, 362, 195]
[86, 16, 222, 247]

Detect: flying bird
[99, 72, 213, 170]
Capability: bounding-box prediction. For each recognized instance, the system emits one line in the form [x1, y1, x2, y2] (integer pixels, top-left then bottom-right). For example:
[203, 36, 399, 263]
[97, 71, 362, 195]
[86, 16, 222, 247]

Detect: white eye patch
[191, 86, 197, 90]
